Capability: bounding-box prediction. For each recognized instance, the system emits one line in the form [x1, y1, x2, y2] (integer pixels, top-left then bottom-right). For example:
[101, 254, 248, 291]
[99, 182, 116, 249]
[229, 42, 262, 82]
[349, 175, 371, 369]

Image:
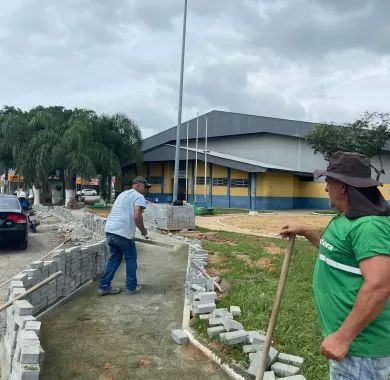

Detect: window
[231, 179, 248, 188]
[196, 176, 210, 185]
[212, 178, 227, 186]
[149, 176, 161, 185]
[295, 175, 314, 182]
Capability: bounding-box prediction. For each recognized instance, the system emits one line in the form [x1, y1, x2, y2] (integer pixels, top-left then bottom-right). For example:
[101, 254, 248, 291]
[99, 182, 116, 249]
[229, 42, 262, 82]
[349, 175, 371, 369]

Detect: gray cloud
[0, 0, 389, 138]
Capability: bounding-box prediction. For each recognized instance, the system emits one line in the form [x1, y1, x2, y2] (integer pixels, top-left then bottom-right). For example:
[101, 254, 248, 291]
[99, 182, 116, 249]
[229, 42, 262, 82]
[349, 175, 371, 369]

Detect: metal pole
[0, 271, 63, 313]
[185, 121, 189, 201]
[204, 117, 208, 205]
[0, 237, 71, 289]
[172, 0, 188, 203]
[194, 113, 199, 204]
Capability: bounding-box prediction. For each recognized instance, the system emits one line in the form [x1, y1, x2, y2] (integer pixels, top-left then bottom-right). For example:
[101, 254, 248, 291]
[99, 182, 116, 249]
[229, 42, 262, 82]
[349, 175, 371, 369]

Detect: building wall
[124, 131, 390, 208]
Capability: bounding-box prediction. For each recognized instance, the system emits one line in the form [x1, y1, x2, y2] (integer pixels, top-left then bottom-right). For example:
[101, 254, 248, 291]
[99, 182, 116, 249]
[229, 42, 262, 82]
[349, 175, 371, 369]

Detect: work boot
[125, 285, 142, 295]
[97, 287, 122, 296]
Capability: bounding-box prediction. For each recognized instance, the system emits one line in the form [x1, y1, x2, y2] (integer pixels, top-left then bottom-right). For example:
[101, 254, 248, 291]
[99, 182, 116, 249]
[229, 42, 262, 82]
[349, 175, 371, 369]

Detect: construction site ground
[194, 211, 332, 237]
[39, 241, 229, 380]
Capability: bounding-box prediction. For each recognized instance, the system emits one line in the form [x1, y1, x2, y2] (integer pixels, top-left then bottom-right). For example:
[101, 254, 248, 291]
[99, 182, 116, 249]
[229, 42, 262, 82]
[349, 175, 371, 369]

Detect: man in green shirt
[280, 151, 390, 380]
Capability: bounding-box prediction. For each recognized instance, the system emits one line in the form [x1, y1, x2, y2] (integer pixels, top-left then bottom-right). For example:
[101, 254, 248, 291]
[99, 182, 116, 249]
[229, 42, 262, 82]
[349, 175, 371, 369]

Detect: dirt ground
[39, 242, 229, 380]
[195, 213, 333, 237]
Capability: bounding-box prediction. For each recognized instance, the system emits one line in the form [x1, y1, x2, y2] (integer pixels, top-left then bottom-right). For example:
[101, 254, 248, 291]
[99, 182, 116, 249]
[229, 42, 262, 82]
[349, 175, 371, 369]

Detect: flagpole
[204, 117, 208, 206]
[172, 0, 188, 203]
[194, 113, 199, 204]
[185, 121, 189, 201]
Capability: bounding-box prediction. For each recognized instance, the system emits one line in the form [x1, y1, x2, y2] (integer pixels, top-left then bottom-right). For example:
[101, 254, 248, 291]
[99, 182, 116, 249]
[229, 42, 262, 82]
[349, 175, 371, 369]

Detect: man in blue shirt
[98, 176, 151, 295]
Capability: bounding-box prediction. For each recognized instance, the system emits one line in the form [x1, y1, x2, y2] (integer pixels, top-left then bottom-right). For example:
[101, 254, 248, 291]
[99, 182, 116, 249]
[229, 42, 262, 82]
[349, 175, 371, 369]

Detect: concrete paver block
[222, 319, 244, 332]
[212, 308, 228, 318]
[278, 353, 305, 368]
[229, 306, 241, 316]
[13, 301, 34, 316]
[220, 330, 248, 345]
[194, 291, 217, 303]
[171, 329, 189, 345]
[194, 302, 216, 314]
[243, 344, 263, 353]
[207, 326, 226, 337]
[278, 376, 306, 380]
[248, 347, 279, 375]
[15, 316, 36, 329]
[247, 331, 266, 345]
[20, 342, 41, 364]
[208, 318, 226, 326]
[190, 284, 206, 292]
[271, 362, 300, 377]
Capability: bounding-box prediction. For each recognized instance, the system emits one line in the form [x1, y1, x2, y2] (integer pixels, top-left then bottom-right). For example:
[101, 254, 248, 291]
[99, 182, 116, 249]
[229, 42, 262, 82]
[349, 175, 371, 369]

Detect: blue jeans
[99, 233, 138, 291]
[330, 355, 390, 380]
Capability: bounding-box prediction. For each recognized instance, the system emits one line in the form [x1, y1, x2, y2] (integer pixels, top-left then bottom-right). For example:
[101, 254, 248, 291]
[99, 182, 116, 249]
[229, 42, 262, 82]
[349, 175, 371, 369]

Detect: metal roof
[142, 110, 315, 152]
[132, 143, 312, 175]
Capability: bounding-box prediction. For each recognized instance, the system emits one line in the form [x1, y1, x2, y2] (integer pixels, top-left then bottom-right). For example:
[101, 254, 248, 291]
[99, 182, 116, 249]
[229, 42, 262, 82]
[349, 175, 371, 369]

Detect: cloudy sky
[1, 0, 389, 138]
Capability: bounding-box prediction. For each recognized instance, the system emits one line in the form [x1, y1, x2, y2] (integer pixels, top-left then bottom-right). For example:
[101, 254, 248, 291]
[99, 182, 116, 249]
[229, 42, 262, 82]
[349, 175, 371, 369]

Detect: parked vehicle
[76, 188, 97, 196]
[0, 194, 28, 249]
[26, 209, 39, 233]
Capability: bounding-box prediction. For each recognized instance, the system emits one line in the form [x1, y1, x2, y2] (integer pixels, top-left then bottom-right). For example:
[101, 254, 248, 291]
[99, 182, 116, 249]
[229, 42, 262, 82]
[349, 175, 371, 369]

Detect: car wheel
[17, 239, 28, 250]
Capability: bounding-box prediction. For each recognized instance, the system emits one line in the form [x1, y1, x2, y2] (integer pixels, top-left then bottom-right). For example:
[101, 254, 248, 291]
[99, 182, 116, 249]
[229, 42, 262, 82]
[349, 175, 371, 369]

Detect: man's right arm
[134, 206, 147, 236]
[280, 224, 321, 248]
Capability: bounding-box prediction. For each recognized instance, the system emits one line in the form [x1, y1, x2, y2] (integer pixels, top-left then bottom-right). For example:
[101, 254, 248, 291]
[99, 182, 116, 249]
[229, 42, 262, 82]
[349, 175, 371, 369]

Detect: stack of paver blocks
[0, 297, 43, 380]
[178, 239, 307, 380]
[82, 214, 106, 239]
[143, 203, 195, 231]
[0, 239, 109, 379]
[52, 206, 73, 221]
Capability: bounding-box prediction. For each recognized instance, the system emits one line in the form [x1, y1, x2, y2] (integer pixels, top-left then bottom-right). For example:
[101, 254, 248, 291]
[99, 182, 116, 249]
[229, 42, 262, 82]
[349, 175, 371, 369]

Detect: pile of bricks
[172, 238, 307, 380]
[82, 213, 106, 240]
[143, 203, 195, 231]
[0, 300, 43, 380]
[0, 240, 109, 379]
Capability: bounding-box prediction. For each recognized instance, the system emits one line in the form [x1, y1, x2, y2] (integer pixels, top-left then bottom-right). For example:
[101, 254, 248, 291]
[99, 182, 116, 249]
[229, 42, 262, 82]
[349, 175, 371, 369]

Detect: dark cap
[313, 151, 382, 187]
[132, 176, 152, 188]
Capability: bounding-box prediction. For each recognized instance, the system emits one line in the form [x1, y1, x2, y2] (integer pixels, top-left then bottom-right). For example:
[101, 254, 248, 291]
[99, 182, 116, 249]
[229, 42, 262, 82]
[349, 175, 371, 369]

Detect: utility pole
[172, 0, 188, 203]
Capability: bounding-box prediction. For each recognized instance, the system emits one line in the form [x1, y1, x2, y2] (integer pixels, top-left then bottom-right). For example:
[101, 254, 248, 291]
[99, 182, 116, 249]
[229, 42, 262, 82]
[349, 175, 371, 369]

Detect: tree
[0, 106, 20, 191]
[305, 112, 390, 179]
[93, 113, 143, 203]
[0, 105, 143, 208]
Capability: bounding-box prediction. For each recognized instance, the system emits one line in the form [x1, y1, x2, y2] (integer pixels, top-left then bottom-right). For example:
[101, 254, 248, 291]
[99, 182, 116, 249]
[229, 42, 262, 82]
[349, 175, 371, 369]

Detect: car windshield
[0, 196, 20, 210]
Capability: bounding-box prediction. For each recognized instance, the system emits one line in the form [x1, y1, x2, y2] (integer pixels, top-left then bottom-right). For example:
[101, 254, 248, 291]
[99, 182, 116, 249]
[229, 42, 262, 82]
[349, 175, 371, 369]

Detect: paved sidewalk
[39, 241, 229, 380]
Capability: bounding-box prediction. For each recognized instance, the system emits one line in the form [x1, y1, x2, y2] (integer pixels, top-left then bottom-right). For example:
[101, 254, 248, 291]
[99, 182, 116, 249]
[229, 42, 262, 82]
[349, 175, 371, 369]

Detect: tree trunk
[64, 169, 76, 209]
[33, 185, 41, 206]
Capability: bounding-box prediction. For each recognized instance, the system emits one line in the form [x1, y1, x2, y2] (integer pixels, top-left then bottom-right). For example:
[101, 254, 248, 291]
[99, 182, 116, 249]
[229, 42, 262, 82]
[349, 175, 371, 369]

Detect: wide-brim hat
[314, 151, 382, 188]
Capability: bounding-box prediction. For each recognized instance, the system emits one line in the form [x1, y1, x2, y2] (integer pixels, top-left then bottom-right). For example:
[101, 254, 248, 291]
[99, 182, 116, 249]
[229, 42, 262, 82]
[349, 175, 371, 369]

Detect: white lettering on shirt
[320, 238, 334, 251]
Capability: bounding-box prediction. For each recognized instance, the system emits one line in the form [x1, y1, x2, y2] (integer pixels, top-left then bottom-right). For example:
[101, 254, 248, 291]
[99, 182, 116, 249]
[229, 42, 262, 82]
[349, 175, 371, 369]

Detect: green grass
[210, 207, 249, 215]
[190, 230, 328, 379]
[313, 210, 338, 215]
[199, 207, 275, 215]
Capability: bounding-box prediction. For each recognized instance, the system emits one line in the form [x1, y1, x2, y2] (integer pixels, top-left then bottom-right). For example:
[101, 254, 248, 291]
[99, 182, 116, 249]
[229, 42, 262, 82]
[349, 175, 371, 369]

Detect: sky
[1, 0, 389, 138]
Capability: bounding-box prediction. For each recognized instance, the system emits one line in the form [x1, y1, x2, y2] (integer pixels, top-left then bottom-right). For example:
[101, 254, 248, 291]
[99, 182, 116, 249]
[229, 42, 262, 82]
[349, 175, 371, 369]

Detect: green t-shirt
[313, 214, 390, 357]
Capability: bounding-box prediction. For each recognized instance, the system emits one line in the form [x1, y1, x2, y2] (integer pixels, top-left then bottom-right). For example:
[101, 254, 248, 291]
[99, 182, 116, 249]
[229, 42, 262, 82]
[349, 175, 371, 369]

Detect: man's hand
[280, 224, 321, 248]
[320, 332, 351, 361]
[280, 224, 305, 238]
[141, 228, 148, 237]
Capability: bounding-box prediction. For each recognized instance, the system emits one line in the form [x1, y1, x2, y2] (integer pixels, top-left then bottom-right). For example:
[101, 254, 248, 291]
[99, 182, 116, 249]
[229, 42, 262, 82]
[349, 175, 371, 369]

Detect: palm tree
[93, 113, 143, 203]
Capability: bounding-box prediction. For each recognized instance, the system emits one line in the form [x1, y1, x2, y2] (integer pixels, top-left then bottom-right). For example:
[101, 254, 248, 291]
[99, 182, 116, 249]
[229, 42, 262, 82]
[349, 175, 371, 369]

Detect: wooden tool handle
[255, 236, 296, 380]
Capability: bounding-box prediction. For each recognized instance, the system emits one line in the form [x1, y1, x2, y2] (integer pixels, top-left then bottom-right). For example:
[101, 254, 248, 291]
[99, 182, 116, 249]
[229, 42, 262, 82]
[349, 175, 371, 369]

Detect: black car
[0, 194, 28, 249]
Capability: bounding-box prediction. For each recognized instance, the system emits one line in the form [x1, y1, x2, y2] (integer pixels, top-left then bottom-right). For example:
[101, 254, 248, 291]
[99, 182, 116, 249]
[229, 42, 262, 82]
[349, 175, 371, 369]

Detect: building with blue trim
[122, 110, 390, 210]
